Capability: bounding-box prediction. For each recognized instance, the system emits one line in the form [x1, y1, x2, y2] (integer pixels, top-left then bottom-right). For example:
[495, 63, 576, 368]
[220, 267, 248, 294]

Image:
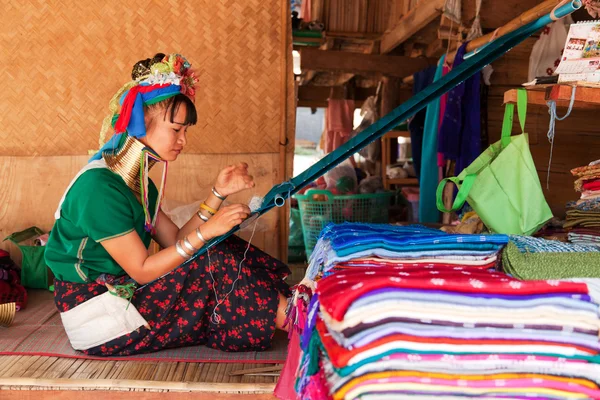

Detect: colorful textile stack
[276, 223, 600, 400]
[565, 160, 600, 247]
[308, 268, 600, 399]
[305, 224, 508, 280]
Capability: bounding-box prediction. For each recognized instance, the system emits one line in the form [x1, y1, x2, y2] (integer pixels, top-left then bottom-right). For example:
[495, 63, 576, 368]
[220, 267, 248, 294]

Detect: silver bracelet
[183, 237, 197, 253]
[175, 241, 192, 259]
[196, 228, 207, 243]
[212, 187, 227, 201]
[197, 211, 210, 222]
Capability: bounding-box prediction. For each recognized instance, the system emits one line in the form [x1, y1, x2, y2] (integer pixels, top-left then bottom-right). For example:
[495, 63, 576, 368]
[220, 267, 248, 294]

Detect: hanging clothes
[437, 64, 450, 169]
[419, 56, 445, 223]
[438, 42, 482, 177]
[324, 99, 355, 153]
[408, 66, 436, 180]
[300, 0, 311, 21]
[528, 16, 572, 81]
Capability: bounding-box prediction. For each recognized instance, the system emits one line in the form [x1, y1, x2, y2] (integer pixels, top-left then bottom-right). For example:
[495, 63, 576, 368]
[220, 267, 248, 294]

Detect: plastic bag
[4, 227, 53, 290]
[324, 159, 357, 194]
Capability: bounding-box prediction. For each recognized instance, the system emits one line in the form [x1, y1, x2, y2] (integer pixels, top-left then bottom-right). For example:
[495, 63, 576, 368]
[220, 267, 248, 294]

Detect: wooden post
[381, 76, 402, 163]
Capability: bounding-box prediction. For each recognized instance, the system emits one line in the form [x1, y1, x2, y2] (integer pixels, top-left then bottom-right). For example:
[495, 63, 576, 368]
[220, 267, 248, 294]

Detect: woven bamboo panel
[0, 0, 290, 156]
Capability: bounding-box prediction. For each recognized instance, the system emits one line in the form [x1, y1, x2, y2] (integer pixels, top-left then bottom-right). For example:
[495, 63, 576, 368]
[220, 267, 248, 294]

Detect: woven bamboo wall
[0, 0, 289, 156]
[0, 0, 295, 261]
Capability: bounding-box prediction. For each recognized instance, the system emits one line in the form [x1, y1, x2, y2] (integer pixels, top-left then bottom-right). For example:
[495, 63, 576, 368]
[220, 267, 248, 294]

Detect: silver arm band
[175, 241, 192, 259]
[197, 211, 210, 222]
[212, 187, 227, 201]
[196, 228, 207, 243]
[183, 237, 197, 253]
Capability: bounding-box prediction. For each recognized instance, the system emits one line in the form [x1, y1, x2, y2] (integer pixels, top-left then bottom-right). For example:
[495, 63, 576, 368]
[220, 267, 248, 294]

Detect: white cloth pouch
[59, 291, 148, 350]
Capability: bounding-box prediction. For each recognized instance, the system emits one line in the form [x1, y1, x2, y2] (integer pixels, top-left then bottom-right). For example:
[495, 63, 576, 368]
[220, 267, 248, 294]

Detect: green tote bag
[436, 89, 552, 235]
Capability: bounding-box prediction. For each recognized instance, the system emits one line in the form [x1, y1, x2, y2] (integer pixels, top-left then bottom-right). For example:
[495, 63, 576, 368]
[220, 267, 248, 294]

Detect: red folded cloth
[317, 266, 589, 321]
[583, 180, 600, 192]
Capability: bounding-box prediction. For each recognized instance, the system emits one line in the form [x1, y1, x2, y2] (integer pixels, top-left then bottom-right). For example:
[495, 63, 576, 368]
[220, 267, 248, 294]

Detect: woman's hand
[201, 204, 251, 239]
[214, 162, 255, 197]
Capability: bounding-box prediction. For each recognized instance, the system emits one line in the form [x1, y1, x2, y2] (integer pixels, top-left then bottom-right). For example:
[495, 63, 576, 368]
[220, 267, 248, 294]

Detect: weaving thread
[208, 216, 260, 325]
[546, 86, 577, 189]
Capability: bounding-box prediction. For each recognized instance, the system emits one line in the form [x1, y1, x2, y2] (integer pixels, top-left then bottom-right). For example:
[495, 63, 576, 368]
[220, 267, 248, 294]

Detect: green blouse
[45, 168, 157, 283]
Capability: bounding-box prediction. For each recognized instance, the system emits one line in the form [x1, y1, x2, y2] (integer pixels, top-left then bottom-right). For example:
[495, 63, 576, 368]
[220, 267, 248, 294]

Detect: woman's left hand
[214, 162, 255, 197]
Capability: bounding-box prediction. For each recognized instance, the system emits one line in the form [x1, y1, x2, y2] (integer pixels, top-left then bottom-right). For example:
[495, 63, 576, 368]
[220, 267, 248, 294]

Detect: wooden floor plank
[182, 362, 200, 382]
[4, 355, 40, 377]
[69, 359, 95, 379]
[40, 357, 80, 380]
[29, 357, 60, 379]
[0, 356, 22, 376]
[151, 362, 176, 381]
[94, 361, 117, 380]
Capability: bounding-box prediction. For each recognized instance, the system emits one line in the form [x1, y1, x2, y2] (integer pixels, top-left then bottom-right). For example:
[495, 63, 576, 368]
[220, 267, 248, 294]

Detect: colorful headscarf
[91, 53, 199, 234]
[91, 53, 198, 161]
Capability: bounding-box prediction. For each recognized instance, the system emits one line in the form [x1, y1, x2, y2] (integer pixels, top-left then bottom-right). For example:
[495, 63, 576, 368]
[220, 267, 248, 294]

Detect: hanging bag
[436, 89, 553, 235]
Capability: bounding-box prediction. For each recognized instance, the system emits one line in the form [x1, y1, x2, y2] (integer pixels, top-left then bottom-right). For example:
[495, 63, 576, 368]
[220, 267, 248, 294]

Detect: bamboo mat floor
[0, 263, 307, 398]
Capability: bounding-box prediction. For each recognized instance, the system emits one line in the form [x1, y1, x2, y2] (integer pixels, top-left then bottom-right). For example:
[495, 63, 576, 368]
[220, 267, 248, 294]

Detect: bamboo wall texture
[488, 38, 600, 217]
[0, 0, 295, 260]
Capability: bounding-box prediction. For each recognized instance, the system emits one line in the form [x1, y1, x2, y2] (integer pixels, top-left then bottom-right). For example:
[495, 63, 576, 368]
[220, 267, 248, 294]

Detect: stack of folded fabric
[305, 266, 600, 399]
[275, 223, 600, 400]
[565, 160, 600, 246]
[306, 223, 508, 279]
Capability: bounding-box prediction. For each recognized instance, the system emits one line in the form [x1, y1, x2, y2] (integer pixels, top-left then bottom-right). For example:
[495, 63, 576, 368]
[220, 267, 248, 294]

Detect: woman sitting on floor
[44, 53, 290, 356]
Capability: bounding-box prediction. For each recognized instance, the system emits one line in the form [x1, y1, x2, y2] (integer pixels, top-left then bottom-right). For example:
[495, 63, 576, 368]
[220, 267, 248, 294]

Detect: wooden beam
[380, 0, 446, 54]
[297, 86, 378, 108]
[325, 31, 381, 40]
[299, 48, 435, 77]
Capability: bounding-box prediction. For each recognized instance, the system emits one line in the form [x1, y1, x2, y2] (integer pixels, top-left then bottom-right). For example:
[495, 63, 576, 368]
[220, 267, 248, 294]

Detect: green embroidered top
[45, 168, 157, 283]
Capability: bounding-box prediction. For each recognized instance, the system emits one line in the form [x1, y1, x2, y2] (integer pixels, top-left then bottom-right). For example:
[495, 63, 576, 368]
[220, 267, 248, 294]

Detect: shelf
[504, 85, 600, 110]
[387, 178, 419, 186]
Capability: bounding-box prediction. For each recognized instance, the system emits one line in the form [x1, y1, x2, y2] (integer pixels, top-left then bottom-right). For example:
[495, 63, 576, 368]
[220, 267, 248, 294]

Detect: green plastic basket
[295, 189, 394, 258]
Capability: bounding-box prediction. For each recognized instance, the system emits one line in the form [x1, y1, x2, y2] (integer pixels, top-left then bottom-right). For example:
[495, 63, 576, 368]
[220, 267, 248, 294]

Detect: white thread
[248, 195, 264, 212]
[208, 216, 260, 325]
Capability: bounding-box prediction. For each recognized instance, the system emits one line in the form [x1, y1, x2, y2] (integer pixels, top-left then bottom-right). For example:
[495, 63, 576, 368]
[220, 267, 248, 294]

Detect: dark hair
[148, 94, 198, 126]
[131, 53, 166, 80]
[133, 53, 198, 127]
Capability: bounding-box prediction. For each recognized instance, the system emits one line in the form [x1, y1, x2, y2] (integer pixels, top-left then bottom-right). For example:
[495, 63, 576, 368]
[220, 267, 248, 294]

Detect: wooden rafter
[380, 0, 446, 54]
[299, 47, 435, 77]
